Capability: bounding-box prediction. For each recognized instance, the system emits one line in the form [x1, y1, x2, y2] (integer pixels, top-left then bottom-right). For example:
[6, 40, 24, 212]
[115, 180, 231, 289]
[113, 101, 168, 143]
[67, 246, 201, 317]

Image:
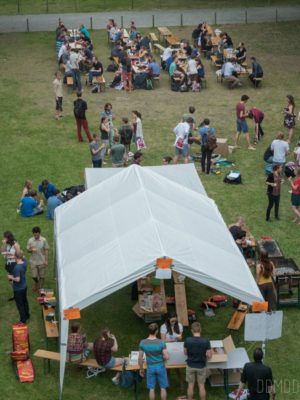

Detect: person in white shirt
[221, 59, 241, 89]
[271, 132, 289, 165]
[53, 71, 63, 120]
[160, 312, 183, 342]
[69, 49, 81, 91]
[294, 141, 300, 167]
[173, 117, 193, 164]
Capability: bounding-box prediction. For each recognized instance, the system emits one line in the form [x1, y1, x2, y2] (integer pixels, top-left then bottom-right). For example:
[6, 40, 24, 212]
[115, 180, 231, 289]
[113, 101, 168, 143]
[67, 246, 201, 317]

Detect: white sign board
[244, 311, 283, 342]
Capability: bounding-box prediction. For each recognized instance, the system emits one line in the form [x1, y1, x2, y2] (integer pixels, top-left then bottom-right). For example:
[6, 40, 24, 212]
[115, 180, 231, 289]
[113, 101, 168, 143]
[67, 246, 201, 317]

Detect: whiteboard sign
[244, 311, 283, 341]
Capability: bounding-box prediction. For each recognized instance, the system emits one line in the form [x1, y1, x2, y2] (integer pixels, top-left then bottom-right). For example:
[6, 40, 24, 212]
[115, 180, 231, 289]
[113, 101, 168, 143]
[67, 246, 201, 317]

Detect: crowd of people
[3, 17, 300, 400]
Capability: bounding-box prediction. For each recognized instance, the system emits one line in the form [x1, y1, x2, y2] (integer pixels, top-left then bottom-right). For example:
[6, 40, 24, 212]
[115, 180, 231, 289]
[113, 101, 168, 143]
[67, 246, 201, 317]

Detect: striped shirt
[139, 338, 166, 367]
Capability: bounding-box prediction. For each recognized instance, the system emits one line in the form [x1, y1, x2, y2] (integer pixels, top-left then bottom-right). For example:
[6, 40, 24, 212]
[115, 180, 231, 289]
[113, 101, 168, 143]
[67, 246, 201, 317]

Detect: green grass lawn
[1, 0, 300, 15]
[0, 22, 300, 400]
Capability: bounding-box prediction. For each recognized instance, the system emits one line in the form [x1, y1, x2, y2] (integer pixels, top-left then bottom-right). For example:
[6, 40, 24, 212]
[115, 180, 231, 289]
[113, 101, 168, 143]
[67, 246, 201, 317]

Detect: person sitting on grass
[94, 328, 124, 384]
[67, 322, 93, 363]
[46, 189, 64, 220]
[38, 179, 57, 200]
[20, 190, 43, 218]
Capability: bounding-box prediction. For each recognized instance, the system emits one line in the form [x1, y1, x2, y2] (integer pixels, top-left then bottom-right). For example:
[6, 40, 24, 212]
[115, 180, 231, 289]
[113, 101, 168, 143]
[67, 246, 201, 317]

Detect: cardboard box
[216, 138, 229, 157]
[209, 369, 241, 387]
[209, 335, 235, 363]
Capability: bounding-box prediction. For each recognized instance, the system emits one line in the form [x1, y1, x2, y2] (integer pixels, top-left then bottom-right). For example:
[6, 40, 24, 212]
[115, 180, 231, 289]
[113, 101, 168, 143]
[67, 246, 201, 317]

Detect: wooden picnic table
[158, 26, 172, 37]
[166, 35, 180, 46]
[205, 24, 214, 36]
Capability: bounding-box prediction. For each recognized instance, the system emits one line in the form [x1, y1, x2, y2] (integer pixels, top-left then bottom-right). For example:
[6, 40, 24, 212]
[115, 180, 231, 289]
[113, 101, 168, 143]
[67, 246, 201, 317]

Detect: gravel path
[0, 6, 300, 33]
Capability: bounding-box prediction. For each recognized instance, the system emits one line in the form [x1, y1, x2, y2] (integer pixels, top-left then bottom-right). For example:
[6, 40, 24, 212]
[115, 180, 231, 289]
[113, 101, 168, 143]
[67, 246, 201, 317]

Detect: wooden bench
[149, 32, 159, 43]
[173, 272, 189, 326]
[66, 76, 74, 86]
[95, 75, 106, 91]
[227, 303, 248, 331]
[253, 77, 263, 88]
[154, 43, 166, 53]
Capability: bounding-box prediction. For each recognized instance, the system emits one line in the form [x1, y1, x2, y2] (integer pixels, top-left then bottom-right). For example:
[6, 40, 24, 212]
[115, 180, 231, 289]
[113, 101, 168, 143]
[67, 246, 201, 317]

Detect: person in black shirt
[184, 322, 212, 400]
[228, 217, 253, 259]
[236, 347, 275, 400]
[88, 56, 103, 85]
[73, 92, 92, 142]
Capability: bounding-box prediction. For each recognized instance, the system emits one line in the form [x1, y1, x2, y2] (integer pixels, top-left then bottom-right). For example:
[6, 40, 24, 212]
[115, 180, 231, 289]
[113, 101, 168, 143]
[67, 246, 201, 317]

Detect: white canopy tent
[55, 164, 263, 399]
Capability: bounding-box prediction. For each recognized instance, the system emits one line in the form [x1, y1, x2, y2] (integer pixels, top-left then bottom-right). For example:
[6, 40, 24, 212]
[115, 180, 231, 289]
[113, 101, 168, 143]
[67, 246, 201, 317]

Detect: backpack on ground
[91, 84, 100, 93]
[146, 78, 153, 90]
[118, 361, 142, 389]
[206, 132, 217, 151]
[224, 171, 242, 184]
[134, 72, 147, 89]
[74, 100, 85, 119]
[171, 80, 181, 92]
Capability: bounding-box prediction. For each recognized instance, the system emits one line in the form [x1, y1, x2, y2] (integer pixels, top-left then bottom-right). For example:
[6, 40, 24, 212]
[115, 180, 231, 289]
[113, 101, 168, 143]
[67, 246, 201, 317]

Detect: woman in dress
[288, 168, 300, 223]
[283, 95, 296, 144]
[132, 110, 145, 149]
[1, 231, 21, 274]
[256, 250, 276, 311]
[265, 164, 283, 222]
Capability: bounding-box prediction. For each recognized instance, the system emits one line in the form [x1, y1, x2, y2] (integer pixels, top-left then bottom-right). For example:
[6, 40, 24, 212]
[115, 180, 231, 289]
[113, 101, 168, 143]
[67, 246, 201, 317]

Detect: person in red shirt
[248, 107, 264, 143]
[288, 169, 300, 223]
[234, 95, 256, 150]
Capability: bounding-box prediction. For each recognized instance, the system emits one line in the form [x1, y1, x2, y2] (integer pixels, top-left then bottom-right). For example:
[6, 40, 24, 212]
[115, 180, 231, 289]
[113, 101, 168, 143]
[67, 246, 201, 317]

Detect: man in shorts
[139, 323, 169, 400]
[235, 95, 256, 150]
[184, 322, 212, 400]
[173, 117, 194, 164]
[27, 226, 49, 291]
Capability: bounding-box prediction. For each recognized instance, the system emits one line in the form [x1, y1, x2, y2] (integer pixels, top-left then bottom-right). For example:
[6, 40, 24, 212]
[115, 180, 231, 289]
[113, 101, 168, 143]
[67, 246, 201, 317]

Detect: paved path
[0, 6, 300, 32]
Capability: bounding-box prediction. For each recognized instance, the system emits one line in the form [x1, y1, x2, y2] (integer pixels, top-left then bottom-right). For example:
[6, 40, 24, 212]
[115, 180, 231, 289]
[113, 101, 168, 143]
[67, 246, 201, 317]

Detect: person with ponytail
[256, 250, 276, 311]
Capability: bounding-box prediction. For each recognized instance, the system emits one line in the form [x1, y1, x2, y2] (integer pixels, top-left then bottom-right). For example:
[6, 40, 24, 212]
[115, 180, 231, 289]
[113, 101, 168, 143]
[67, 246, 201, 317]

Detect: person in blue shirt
[79, 24, 90, 40]
[8, 252, 30, 324]
[139, 323, 169, 400]
[47, 189, 63, 220]
[199, 119, 216, 175]
[221, 59, 241, 89]
[20, 191, 43, 217]
[147, 56, 161, 78]
[38, 180, 56, 200]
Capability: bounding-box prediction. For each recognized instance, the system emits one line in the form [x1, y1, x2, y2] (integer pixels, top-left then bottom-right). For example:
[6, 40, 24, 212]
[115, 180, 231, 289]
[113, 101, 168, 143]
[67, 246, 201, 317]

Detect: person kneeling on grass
[67, 322, 93, 363]
[93, 328, 125, 384]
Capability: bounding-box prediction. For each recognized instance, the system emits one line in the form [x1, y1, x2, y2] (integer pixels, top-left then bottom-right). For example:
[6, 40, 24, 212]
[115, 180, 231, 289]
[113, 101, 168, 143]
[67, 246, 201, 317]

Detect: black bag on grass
[224, 172, 242, 184]
[134, 72, 147, 89]
[62, 185, 85, 201]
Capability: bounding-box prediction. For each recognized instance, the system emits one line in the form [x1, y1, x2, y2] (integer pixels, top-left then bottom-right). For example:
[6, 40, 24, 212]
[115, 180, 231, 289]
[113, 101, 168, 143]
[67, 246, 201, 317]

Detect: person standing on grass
[173, 117, 194, 164]
[73, 92, 92, 143]
[101, 103, 115, 146]
[90, 133, 105, 168]
[111, 135, 127, 167]
[234, 95, 256, 150]
[199, 118, 216, 175]
[8, 252, 30, 324]
[236, 348, 275, 400]
[119, 117, 133, 154]
[283, 95, 296, 144]
[265, 164, 283, 222]
[248, 106, 264, 143]
[139, 323, 169, 400]
[53, 71, 63, 120]
[288, 169, 300, 223]
[69, 48, 82, 92]
[270, 132, 289, 167]
[256, 250, 276, 311]
[184, 321, 212, 400]
[27, 226, 49, 292]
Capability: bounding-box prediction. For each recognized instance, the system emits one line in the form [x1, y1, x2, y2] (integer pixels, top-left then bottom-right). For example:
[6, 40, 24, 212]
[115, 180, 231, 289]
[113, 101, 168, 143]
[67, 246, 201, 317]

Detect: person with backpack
[199, 119, 216, 175]
[119, 117, 133, 153]
[73, 92, 92, 143]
